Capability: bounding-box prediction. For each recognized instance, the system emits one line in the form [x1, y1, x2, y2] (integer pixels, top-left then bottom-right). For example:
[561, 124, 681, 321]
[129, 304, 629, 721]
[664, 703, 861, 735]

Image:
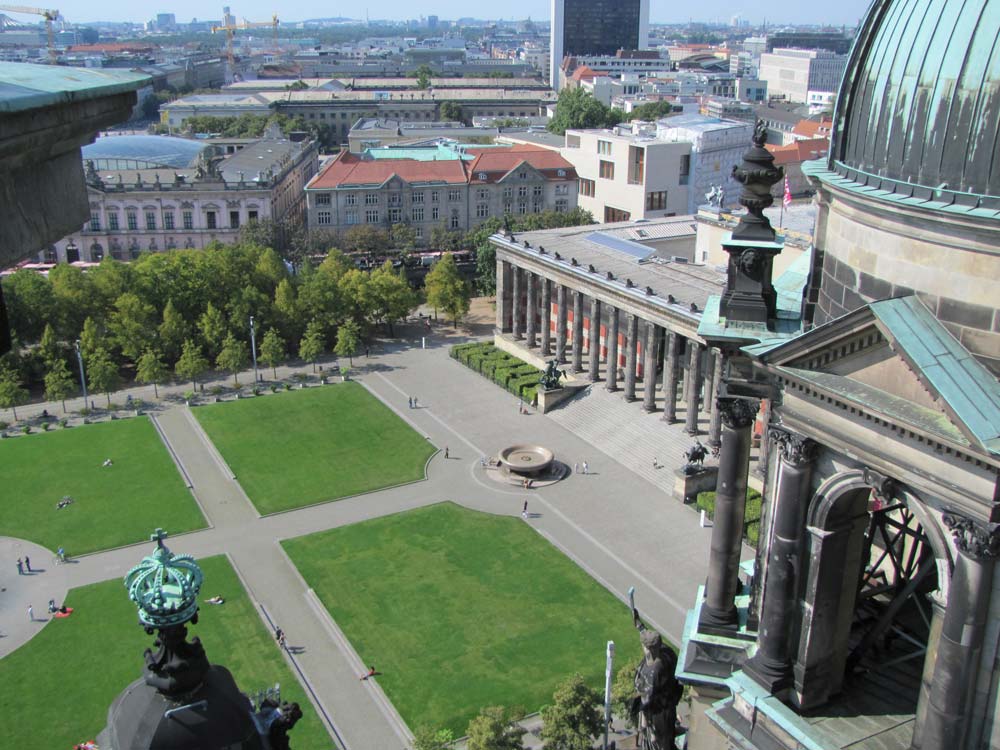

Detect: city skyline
[41, 0, 871, 28]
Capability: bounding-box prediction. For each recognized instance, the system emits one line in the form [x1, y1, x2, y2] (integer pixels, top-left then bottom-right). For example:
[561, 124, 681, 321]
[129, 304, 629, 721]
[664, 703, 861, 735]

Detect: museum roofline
[0, 63, 149, 114]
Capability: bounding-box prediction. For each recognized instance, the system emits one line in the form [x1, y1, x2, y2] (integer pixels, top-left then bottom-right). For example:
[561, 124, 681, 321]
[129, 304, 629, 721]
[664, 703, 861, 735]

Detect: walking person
[522, 500, 528, 519]
[27, 604, 34, 622]
[413, 396, 419, 408]
[24, 555, 30, 573]
[444, 446, 449, 459]
[408, 397, 413, 409]
[16, 559, 23, 575]
[275, 627, 286, 649]
[582, 461, 589, 475]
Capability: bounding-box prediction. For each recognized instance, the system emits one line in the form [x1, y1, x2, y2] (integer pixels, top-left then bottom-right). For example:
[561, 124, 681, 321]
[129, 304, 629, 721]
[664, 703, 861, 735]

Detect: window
[518, 185, 528, 198]
[604, 206, 631, 223]
[476, 189, 489, 201]
[476, 203, 489, 218]
[164, 212, 175, 230]
[555, 199, 568, 212]
[89, 213, 100, 231]
[183, 211, 193, 230]
[317, 210, 332, 225]
[432, 206, 440, 220]
[557, 169, 566, 177]
[412, 191, 424, 204]
[316, 193, 331, 206]
[599, 160, 615, 180]
[517, 202, 528, 215]
[366, 208, 380, 223]
[229, 211, 240, 229]
[503, 187, 513, 199]
[415, 227, 423, 239]
[206, 211, 217, 230]
[679, 155, 690, 185]
[477, 172, 487, 180]
[388, 193, 401, 206]
[450, 209, 460, 229]
[388, 208, 401, 222]
[597, 139, 612, 155]
[555, 183, 569, 195]
[431, 191, 440, 203]
[412, 207, 424, 221]
[533, 185, 543, 198]
[579, 178, 596, 197]
[448, 189, 461, 202]
[628, 146, 645, 184]
[345, 193, 357, 206]
[533, 202, 542, 213]
[65, 243, 80, 263]
[346, 210, 358, 225]
[365, 193, 379, 205]
[518, 171, 527, 179]
[145, 212, 156, 230]
[646, 191, 668, 211]
[126, 210, 138, 230]
[248, 210, 258, 222]
[503, 202, 512, 214]
[108, 212, 119, 231]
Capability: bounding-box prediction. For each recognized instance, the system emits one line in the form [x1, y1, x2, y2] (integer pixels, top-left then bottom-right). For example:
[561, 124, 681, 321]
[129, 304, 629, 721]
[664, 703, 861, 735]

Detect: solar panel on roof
[586, 232, 653, 261]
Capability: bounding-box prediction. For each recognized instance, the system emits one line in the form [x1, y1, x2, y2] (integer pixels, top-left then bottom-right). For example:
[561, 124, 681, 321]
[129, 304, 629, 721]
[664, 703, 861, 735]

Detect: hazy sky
[56, 0, 873, 28]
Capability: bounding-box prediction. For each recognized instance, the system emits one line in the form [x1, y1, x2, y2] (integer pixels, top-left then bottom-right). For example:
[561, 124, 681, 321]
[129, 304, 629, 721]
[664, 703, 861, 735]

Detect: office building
[550, 0, 650, 89]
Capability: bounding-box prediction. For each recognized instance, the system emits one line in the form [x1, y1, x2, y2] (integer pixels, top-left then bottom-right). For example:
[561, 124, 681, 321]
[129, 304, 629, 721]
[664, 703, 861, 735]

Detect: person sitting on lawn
[205, 595, 225, 605]
[56, 497, 74, 510]
[360, 665, 378, 680]
[102, 458, 113, 467]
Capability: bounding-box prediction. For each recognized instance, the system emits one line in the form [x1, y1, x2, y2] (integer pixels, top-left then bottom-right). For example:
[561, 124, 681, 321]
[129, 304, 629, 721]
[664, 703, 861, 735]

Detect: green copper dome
[124, 529, 203, 629]
[830, 0, 1000, 209]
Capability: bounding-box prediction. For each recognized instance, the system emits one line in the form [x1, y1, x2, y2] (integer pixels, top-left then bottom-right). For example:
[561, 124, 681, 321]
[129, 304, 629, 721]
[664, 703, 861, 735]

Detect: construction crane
[241, 14, 279, 46]
[0, 4, 60, 62]
[212, 15, 279, 81]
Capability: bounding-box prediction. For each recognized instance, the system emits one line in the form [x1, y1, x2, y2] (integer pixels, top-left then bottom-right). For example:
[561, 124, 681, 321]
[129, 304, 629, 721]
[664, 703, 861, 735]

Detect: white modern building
[758, 48, 847, 104]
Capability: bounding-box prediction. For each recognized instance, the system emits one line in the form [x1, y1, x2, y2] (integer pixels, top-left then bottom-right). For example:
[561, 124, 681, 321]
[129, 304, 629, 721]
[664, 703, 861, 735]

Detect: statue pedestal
[536, 386, 577, 413]
[673, 466, 718, 504]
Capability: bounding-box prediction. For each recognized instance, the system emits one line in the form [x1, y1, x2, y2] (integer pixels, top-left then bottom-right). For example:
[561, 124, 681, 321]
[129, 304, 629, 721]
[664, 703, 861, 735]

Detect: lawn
[0, 417, 205, 556]
[0, 555, 333, 749]
[194, 383, 436, 514]
[282, 502, 643, 737]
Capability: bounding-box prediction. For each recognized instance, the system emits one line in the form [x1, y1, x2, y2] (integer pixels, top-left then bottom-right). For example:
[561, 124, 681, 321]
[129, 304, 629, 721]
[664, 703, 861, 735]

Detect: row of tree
[546, 87, 680, 136]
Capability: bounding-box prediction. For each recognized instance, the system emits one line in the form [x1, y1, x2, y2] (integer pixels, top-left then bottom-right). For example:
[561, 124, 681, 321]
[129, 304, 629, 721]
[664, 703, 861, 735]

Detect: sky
[54, 0, 873, 28]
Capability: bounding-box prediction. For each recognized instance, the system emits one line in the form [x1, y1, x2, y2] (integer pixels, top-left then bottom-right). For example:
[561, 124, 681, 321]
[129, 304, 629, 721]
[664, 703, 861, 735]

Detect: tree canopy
[425, 253, 471, 328]
[539, 674, 603, 750]
[547, 88, 624, 135]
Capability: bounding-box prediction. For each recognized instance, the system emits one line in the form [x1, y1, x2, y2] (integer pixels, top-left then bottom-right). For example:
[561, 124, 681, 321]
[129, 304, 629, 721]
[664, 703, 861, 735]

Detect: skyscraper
[549, 0, 649, 87]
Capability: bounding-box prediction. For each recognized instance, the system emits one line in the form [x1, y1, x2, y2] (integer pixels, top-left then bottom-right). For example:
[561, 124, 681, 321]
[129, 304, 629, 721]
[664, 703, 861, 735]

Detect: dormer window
[478, 172, 487, 180]
[557, 169, 566, 177]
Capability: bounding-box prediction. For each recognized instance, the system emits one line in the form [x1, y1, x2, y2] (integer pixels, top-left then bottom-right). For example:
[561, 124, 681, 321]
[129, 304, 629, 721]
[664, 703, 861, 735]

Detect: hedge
[696, 488, 763, 547]
[451, 342, 542, 402]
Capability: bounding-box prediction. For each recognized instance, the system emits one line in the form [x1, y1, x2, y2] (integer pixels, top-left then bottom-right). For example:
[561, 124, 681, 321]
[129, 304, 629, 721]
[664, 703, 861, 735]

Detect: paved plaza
[0, 310, 734, 749]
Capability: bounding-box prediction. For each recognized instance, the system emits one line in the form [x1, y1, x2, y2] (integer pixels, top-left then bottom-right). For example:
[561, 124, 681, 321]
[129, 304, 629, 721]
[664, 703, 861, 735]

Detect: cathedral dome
[829, 0, 1000, 210]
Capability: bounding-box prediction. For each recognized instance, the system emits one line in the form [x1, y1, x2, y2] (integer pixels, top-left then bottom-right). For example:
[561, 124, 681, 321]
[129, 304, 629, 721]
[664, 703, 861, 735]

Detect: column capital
[942, 511, 1000, 561]
[718, 397, 758, 429]
[769, 427, 818, 467]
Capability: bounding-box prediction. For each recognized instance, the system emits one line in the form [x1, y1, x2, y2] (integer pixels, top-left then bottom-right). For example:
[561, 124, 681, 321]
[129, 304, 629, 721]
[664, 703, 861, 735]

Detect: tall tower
[549, 0, 649, 88]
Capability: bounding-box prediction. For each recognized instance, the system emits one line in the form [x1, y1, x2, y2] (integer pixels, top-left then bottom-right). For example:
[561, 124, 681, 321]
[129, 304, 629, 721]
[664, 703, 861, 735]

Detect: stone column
[496, 259, 512, 333]
[525, 272, 537, 348]
[743, 429, 818, 693]
[707, 349, 724, 448]
[555, 284, 567, 363]
[685, 341, 704, 435]
[704, 349, 718, 415]
[661, 332, 681, 423]
[511, 266, 523, 340]
[605, 307, 619, 392]
[913, 513, 999, 750]
[540, 278, 552, 356]
[588, 297, 601, 382]
[623, 313, 639, 401]
[699, 398, 758, 634]
[642, 322, 660, 412]
[572, 291, 584, 373]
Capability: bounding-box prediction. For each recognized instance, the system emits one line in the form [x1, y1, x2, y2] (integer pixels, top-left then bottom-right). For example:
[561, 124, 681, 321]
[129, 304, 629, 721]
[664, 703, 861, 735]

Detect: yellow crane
[0, 4, 60, 62]
[212, 15, 279, 78]
[241, 14, 279, 45]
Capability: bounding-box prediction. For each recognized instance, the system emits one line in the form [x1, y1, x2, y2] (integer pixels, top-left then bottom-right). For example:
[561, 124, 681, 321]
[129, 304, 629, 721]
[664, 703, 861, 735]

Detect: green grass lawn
[282, 503, 643, 736]
[0, 417, 205, 555]
[0, 555, 332, 749]
[194, 383, 436, 514]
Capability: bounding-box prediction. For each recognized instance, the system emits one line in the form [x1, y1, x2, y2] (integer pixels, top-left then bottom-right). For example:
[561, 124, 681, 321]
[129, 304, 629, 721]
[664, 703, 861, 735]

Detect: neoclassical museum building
[489, 1, 1000, 748]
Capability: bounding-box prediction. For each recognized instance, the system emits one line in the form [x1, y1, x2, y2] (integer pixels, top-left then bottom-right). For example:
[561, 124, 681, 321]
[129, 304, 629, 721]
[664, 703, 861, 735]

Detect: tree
[255, 246, 287, 293]
[38, 323, 62, 368]
[0, 367, 29, 421]
[411, 727, 454, 750]
[335, 319, 360, 366]
[440, 101, 463, 122]
[390, 223, 419, 252]
[610, 657, 643, 730]
[79, 316, 107, 363]
[539, 674, 603, 750]
[343, 224, 389, 256]
[368, 262, 418, 335]
[299, 320, 326, 372]
[412, 64, 433, 89]
[175, 339, 209, 391]
[87, 349, 121, 407]
[466, 706, 525, 750]
[425, 253, 471, 328]
[1, 268, 54, 343]
[273, 277, 304, 348]
[259, 327, 286, 379]
[136, 349, 169, 399]
[475, 242, 497, 296]
[216, 333, 250, 385]
[49, 262, 98, 339]
[108, 292, 157, 362]
[44, 359, 76, 413]
[547, 87, 624, 135]
[198, 302, 229, 360]
[158, 299, 190, 365]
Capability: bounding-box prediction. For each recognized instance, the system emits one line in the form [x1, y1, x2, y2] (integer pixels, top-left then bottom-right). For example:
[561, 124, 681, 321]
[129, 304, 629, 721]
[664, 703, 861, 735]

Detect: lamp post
[603, 640, 615, 750]
[249, 315, 259, 385]
[74, 339, 88, 405]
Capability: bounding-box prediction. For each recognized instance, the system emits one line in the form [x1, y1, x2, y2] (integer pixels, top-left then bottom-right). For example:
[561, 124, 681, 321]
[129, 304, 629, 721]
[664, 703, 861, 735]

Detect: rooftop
[0, 63, 149, 114]
[306, 151, 469, 189]
[83, 135, 208, 169]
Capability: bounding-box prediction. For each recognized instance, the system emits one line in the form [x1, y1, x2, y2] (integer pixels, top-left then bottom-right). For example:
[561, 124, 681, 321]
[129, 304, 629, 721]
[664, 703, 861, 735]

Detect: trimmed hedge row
[696, 488, 763, 547]
[451, 342, 542, 402]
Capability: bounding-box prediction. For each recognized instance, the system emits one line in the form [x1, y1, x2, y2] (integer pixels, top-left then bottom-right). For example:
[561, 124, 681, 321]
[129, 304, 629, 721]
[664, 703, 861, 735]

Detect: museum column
[605, 306, 620, 392]
[525, 272, 537, 348]
[743, 429, 817, 693]
[540, 278, 552, 356]
[699, 397, 758, 633]
[623, 313, 639, 401]
[511, 266, 523, 340]
[707, 350, 724, 448]
[555, 284, 568, 363]
[685, 341, 704, 435]
[661, 332, 681, 423]
[572, 291, 584, 373]
[914, 512, 998, 750]
[588, 297, 602, 382]
[496, 259, 512, 333]
[642, 322, 660, 412]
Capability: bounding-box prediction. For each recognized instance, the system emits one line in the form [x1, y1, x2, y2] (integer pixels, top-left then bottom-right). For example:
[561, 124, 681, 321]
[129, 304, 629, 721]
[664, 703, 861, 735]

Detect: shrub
[183, 390, 196, 402]
[270, 385, 279, 393]
[696, 488, 763, 547]
[210, 385, 224, 396]
[59, 418, 68, 428]
[21, 424, 31, 434]
[0, 420, 8, 430]
[42, 422, 51, 431]
[79, 408, 91, 417]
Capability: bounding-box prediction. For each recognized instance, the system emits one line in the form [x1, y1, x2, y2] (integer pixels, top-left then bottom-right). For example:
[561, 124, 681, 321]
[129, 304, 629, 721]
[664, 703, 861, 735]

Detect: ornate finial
[718, 398, 759, 429]
[151, 527, 168, 546]
[770, 428, 818, 467]
[124, 529, 203, 629]
[942, 512, 1000, 561]
[730, 119, 784, 241]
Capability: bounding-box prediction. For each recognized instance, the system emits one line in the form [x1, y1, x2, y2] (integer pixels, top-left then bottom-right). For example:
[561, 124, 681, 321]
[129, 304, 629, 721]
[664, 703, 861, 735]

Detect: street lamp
[74, 339, 88, 406]
[249, 315, 259, 384]
[604, 640, 615, 750]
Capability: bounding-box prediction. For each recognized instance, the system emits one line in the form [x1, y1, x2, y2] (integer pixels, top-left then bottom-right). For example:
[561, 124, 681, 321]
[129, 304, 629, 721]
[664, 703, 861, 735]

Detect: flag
[782, 176, 792, 208]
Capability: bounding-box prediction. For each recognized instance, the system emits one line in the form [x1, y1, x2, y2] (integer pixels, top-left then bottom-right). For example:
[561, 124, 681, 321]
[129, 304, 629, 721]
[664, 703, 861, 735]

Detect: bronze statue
[631, 608, 682, 750]
[539, 359, 565, 390]
[682, 440, 708, 474]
